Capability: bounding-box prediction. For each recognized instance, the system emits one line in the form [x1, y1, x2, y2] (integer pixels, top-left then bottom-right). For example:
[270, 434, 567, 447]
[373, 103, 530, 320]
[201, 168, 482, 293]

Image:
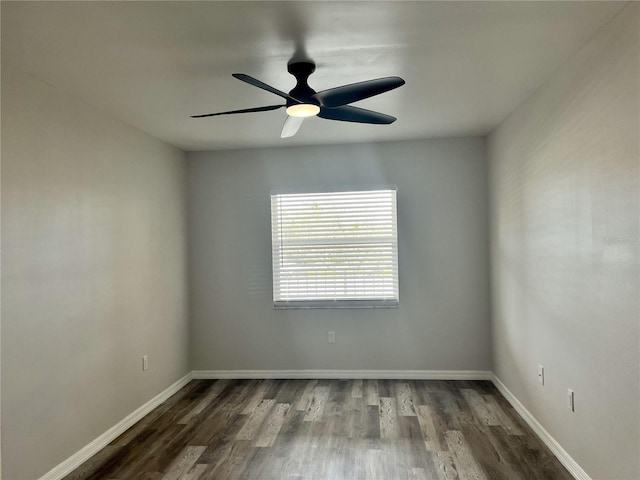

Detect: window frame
[270, 187, 399, 309]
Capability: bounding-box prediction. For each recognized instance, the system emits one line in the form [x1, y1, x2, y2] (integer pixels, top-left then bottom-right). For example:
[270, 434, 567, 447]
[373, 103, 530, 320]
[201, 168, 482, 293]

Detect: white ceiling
[2, 1, 625, 151]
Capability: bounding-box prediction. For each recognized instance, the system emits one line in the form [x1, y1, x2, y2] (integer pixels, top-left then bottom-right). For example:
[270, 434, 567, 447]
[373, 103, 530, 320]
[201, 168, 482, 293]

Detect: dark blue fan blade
[313, 77, 405, 108]
[191, 104, 285, 118]
[318, 105, 396, 124]
[233, 73, 299, 102]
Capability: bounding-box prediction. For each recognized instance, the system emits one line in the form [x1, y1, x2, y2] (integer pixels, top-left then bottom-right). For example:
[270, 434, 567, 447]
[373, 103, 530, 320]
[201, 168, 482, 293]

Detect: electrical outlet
[142, 355, 149, 371]
[538, 365, 544, 385]
[328, 331, 336, 343]
[567, 389, 575, 411]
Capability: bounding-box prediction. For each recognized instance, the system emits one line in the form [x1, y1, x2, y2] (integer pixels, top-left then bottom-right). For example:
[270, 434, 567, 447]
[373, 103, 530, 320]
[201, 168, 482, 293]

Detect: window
[271, 189, 399, 308]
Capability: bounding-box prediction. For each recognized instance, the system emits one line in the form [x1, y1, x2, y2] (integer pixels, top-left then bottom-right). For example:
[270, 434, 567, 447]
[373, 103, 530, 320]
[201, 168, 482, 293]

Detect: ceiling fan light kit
[191, 60, 405, 138]
[286, 104, 320, 117]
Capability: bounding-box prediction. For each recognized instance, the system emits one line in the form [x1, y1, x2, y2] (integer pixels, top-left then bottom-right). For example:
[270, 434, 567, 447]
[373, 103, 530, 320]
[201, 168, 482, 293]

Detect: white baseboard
[192, 369, 492, 380]
[39, 372, 193, 480]
[490, 373, 591, 480]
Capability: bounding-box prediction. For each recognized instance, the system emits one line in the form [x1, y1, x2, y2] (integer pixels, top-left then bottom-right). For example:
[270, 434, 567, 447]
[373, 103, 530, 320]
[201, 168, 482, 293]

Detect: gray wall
[1, 66, 190, 480]
[187, 138, 491, 372]
[487, 4, 639, 479]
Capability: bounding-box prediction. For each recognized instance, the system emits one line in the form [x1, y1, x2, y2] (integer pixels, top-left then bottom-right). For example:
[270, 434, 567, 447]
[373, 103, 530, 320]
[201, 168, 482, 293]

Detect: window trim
[270, 187, 399, 309]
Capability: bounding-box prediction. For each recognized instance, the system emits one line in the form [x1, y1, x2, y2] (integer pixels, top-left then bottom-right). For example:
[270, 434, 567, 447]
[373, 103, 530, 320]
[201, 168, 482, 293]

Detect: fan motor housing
[287, 61, 319, 106]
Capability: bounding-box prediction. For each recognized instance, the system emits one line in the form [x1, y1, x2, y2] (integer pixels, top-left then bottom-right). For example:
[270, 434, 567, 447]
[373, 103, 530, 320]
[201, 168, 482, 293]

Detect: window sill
[274, 300, 399, 309]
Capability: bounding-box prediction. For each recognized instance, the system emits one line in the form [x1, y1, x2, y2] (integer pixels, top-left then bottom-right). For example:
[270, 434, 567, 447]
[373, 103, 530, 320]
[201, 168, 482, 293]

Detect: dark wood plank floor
[64, 379, 573, 480]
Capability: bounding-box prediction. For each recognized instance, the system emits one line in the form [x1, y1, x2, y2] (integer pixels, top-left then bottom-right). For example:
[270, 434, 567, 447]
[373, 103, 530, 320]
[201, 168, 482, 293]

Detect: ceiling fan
[191, 61, 405, 138]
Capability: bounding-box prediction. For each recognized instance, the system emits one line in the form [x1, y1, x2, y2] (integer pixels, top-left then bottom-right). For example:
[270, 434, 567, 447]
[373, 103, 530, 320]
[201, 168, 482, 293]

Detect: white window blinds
[271, 189, 399, 308]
